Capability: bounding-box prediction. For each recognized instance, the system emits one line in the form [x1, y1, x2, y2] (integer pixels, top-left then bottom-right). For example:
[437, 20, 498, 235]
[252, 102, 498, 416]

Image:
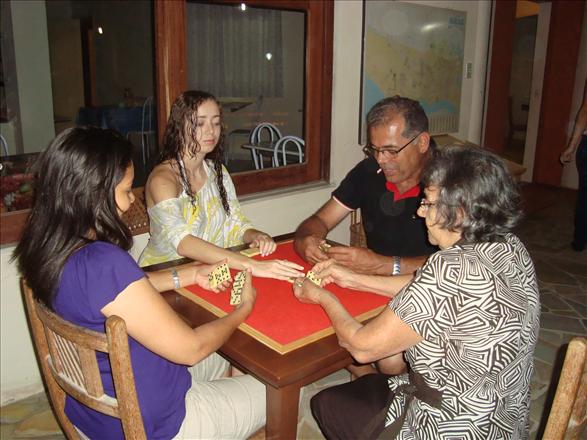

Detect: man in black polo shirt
[295, 96, 437, 276]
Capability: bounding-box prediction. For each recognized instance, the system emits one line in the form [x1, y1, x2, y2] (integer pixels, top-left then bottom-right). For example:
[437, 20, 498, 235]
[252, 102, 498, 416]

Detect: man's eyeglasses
[363, 132, 422, 159]
[419, 199, 437, 211]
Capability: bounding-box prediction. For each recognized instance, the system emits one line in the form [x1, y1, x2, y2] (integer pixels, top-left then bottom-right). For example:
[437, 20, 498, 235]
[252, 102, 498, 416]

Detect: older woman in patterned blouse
[139, 91, 304, 281]
[293, 145, 539, 439]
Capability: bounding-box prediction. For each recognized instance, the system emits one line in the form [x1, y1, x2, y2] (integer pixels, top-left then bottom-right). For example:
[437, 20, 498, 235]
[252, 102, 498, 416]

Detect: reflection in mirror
[0, 0, 155, 214]
[186, 1, 305, 174]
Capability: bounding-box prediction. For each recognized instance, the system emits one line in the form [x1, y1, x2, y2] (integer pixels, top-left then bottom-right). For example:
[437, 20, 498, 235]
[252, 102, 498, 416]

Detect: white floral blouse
[139, 160, 253, 266]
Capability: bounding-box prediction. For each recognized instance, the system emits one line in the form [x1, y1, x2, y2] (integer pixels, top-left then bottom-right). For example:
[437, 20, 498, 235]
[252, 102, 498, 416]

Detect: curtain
[187, 3, 284, 98]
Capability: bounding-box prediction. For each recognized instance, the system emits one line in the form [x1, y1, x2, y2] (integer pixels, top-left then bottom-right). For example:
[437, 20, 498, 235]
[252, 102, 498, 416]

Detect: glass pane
[0, 0, 156, 211]
[186, 2, 305, 173]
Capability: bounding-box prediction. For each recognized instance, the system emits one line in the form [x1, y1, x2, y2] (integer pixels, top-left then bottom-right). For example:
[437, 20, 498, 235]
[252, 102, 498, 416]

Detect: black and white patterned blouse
[388, 233, 540, 439]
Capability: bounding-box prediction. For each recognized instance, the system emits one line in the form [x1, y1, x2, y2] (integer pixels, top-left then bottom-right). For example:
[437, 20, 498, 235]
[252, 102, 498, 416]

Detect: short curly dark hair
[366, 95, 428, 137]
[422, 145, 523, 243]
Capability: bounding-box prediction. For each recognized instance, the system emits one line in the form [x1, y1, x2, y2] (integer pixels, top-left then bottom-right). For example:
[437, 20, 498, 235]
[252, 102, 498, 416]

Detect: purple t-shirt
[53, 241, 190, 439]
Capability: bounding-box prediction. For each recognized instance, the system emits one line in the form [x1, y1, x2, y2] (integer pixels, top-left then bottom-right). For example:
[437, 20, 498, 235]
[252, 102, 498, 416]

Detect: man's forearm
[295, 215, 329, 239]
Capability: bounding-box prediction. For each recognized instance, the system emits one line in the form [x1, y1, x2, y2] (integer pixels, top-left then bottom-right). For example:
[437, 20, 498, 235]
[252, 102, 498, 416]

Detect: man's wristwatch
[171, 269, 181, 289]
[392, 256, 401, 276]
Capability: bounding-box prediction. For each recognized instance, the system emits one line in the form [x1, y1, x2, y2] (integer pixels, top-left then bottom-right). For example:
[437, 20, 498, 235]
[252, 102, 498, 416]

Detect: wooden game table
[144, 234, 388, 439]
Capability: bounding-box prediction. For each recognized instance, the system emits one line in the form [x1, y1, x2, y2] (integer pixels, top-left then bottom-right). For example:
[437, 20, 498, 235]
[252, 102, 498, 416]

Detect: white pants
[173, 353, 266, 440]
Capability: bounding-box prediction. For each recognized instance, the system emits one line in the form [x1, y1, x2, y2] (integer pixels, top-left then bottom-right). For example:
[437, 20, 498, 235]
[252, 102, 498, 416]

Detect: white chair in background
[0, 134, 8, 156]
[249, 122, 282, 169]
[273, 135, 304, 167]
[140, 96, 155, 166]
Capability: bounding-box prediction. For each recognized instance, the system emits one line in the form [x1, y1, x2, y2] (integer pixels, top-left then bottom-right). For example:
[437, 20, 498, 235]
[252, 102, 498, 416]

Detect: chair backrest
[273, 135, 304, 166]
[121, 187, 150, 236]
[141, 96, 155, 134]
[0, 134, 8, 156]
[543, 337, 587, 439]
[22, 280, 146, 439]
[249, 122, 282, 144]
[349, 209, 367, 248]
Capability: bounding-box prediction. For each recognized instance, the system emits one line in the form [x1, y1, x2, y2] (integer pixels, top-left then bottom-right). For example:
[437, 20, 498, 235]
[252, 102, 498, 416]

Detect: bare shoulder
[145, 162, 181, 207]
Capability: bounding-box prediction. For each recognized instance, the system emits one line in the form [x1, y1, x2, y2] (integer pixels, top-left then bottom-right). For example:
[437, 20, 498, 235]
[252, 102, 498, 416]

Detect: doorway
[483, 0, 584, 186]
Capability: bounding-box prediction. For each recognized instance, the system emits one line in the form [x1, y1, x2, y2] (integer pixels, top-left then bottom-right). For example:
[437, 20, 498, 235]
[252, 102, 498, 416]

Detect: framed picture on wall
[359, 1, 466, 143]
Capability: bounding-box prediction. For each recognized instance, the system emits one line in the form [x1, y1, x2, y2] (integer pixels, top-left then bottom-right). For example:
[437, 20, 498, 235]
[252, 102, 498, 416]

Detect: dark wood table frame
[145, 234, 354, 439]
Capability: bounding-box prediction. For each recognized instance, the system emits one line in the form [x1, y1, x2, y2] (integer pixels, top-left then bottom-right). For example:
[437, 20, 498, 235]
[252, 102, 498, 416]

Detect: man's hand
[326, 246, 387, 274]
[294, 235, 329, 265]
[560, 145, 576, 164]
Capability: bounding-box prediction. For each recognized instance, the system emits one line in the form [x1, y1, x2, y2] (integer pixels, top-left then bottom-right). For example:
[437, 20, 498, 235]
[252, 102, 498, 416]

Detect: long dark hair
[158, 90, 230, 214]
[422, 144, 523, 243]
[13, 127, 134, 309]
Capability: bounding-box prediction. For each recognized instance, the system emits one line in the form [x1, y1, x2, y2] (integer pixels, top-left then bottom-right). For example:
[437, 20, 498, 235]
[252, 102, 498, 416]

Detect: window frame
[154, 0, 333, 195]
[0, 0, 333, 245]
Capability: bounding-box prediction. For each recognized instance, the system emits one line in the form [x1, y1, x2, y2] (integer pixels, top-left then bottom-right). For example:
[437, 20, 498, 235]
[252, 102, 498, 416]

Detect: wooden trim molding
[0, 210, 29, 246]
[1, 188, 149, 246]
[532, 1, 585, 185]
[482, 0, 515, 153]
[154, 0, 187, 142]
[155, 0, 333, 196]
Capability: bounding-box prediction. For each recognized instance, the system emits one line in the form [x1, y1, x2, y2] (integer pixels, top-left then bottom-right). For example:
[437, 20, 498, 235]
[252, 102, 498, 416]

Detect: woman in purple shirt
[14, 127, 265, 439]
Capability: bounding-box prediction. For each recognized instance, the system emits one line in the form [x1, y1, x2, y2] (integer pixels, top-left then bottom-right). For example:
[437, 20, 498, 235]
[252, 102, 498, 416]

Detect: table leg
[265, 382, 301, 440]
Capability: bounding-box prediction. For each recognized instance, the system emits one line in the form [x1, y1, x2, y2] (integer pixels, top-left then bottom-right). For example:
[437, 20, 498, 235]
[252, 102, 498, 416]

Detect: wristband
[171, 269, 181, 289]
[392, 256, 401, 276]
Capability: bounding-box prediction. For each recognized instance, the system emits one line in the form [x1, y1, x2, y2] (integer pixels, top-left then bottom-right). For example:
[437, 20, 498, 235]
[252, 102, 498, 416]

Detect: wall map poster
[360, 1, 466, 142]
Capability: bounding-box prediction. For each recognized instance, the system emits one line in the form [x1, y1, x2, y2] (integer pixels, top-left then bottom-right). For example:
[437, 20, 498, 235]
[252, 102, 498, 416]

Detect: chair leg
[141, 135, 147, 167]
[251, 149, 260, 170]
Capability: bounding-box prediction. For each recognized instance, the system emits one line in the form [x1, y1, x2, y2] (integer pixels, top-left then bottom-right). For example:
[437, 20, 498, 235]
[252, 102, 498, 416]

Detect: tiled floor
[1, 183, 585, 439]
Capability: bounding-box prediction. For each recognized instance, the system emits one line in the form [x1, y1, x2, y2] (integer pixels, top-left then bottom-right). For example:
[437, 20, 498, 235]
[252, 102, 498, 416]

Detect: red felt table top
[179, 240, 389, 354]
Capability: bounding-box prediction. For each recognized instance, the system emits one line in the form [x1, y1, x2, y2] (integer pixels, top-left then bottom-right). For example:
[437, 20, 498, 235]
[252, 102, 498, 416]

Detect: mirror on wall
[186, 1, 306, 173]
[0, 0, 156, 214]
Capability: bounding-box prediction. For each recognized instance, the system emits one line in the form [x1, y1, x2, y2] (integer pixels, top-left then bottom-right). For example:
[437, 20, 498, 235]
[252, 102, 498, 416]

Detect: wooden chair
[121, 187, 150, 236]
[22, 280, 146, 439]
[349, 209, 367, 248]
[543, 337, 587, 439]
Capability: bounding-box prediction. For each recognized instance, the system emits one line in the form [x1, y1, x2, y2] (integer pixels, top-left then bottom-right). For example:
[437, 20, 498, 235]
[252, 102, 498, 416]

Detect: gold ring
[294, 280, 304, 287]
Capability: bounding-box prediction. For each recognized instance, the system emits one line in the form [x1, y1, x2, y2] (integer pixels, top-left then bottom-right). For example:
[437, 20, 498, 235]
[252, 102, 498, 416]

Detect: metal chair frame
[249, 122, 282, 169]
[273, 135, 304, 167]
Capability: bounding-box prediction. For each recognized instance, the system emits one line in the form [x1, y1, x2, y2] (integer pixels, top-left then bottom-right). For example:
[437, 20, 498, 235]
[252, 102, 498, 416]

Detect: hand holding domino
[208, 263, 231, 289]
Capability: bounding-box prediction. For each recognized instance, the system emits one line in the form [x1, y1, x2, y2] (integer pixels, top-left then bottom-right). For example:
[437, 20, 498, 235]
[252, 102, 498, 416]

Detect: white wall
[10, 0, 55, 154]
[0, 0, 491, 405]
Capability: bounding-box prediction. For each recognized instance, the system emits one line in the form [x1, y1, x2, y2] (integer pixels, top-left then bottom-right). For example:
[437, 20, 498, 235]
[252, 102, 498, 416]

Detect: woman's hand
[247, 259, 305, 281]
[249, 232, 277, 257]
[313, 259, 359, 289]
[192, 260, 231, 293]
[292, 277, 325, 304]
[235, 268, 256, 312]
